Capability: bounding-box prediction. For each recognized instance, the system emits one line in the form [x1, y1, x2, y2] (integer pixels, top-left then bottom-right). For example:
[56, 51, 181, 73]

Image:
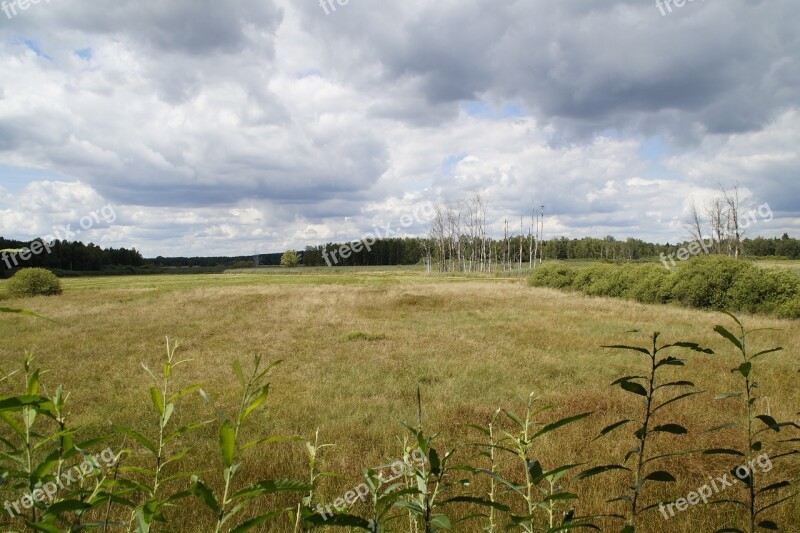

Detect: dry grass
[0, 272, 798, 532]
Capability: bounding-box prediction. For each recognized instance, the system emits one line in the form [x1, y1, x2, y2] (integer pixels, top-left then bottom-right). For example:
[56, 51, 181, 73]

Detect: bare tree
[706, 198, 726, 255]
[721, 183, 742, 259]
[686, 202, 706, 251]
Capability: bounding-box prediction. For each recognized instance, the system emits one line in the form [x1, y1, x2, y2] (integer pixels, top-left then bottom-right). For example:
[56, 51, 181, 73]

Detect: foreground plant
[707, 313, 799, 533]
[113, 337, 207, 531]
[582, 332, 713, 532]
[0, 353, 118, 531]
[474, 393, 594, 532]
[192, 355, 310, 532]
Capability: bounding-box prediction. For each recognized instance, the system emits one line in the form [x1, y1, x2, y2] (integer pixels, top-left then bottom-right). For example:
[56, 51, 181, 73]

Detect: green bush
[728, 267, 800, 314]
[572, 264, 615, 293]
[6, 268, 62, 298]
[281, 249, 301, 268]
[628, 264, 678, 304]
[778, 296, 800, 319]
[671, 256, 756, 309]
[528, 262, 578, 289]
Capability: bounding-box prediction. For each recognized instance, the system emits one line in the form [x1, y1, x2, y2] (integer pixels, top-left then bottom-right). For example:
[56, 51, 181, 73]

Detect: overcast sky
[0, 0, 798, 256]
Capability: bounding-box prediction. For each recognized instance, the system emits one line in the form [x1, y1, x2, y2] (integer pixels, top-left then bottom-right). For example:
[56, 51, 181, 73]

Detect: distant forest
[2, 234, 798, 277]
[302, 234, 800, 267]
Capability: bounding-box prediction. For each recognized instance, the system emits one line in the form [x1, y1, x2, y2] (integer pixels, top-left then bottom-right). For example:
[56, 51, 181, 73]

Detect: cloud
[0, 0, 797, 255]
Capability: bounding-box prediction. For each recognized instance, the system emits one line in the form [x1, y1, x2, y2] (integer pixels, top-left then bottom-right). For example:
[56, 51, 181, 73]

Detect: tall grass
[1, 312, 797, 531]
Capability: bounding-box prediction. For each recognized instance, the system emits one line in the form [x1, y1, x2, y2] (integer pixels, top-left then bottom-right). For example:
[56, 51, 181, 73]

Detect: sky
[0, 0, 798, 257]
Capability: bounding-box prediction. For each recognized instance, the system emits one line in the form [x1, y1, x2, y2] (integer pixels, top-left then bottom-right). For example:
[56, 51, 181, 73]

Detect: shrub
[728, 267, 800, 314]
[572, 264, 618, 296]
[6, 268, 62, 297]
[281, 249, 301, 268]
[671, 256, 756, 309]
[628, 264, 678, 304]
[778, 296, 800, 319]
[527, 262, 578, 289]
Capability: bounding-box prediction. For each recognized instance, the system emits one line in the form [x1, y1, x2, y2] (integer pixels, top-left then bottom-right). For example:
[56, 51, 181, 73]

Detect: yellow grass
[0, 272, 798, 532]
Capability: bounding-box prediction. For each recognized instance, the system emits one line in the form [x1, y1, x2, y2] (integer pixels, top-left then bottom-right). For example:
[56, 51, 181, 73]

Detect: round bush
[6, 268, 62, 298]
[528, 263, 578, 289]
[728, 267, 800, 314]
[778, 296, 800, 319]
[671, 256, 756, 310]
[629, 264, 678, 304]
[572, 264, 617, 295]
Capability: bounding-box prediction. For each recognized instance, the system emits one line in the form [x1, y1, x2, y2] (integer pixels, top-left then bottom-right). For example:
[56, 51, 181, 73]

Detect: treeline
[297, 234, 800, 269]
[0, 237, 143, 276]
[150, 253, 286, 268]
[303, 238, 426, 267]
[544, 234, 800, 261]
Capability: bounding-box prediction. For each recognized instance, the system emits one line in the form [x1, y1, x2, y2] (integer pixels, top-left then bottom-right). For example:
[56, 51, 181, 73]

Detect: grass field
[0, 269, 798, 532]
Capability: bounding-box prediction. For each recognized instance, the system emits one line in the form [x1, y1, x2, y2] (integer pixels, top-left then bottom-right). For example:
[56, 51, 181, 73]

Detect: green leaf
[610, 376, 647, 385]
[241, 385, 269, 422]
[442, 496, 510, 512]
[619, 381, 648, 397]
[165, 420, 212, 444]
[429, 447, 441, 475]
[190, 478, 220, 514]
[25, 522, 64, 533]
[527, 459, 543, 483]
[714, 325, 743, 352]
[653, 391, 704, 413]
[651, 424, 688, 435]
[595, 420, 631, 440]
[704, 449, 746, 457]
[704, 422, 738, 433]
[737, 363, 752, 379]
[755, 415, 780, 432]
[503, 409, 524, 430]
[430, 515, 452, 530]
[229, 510, 284, 533]
[662, 342, 714, 355]
[219, 420, 236, 468]
[168, 383, 203, 403]
[757, 481, 791, 495]
[645, 471, 676, 482]
[750, 347, 782, 360]
[715, 393, 743, 400]
[655, 356, 686, 368]
[532, 412, 593, 440]
[575, 465, 630, 481]
[303, 512, 372, 528]
[230, 479, 311, 500]
[655, 381, 694, 390]
[149, 387, 164, 416]
[602, 345, 651, 356]
[112, 424, 157, 454]
[0, 395, 50, 412]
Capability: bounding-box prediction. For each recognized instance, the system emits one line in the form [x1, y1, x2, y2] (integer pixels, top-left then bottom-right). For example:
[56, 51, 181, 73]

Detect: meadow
[0, 268, 798, 532]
